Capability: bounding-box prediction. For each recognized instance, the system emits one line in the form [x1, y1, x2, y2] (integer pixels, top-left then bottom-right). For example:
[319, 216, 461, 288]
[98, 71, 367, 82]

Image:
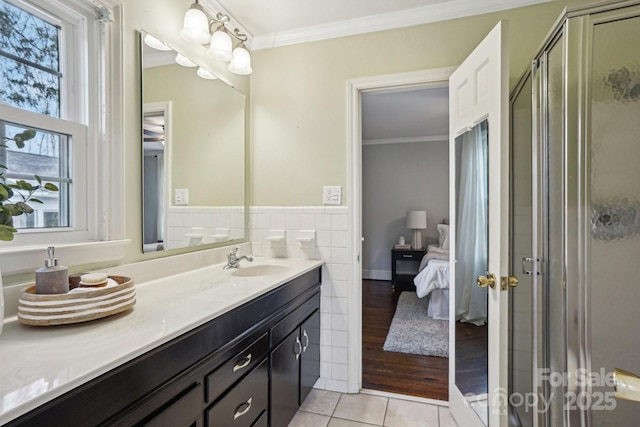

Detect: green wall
[249, 0, 583, 206]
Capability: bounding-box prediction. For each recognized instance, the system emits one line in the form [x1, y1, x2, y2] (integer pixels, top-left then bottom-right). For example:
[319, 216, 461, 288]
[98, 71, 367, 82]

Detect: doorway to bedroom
[360, 83, 451, 401]
[356, 73, 487, 403]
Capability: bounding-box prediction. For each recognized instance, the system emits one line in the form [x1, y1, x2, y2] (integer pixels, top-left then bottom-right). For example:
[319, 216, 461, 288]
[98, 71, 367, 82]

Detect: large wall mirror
[141, 31, 247, 253]
[454, 120, 489, 424]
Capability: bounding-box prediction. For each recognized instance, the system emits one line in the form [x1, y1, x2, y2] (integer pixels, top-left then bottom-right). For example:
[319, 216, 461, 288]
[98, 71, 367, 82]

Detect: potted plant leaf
[0, 129, 59, 241]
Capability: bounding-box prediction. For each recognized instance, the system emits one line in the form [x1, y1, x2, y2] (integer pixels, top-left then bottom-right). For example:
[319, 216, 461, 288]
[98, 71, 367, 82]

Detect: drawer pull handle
[402, 254, 413, 258]
[302, 330, 309, 352]
[232, 354, 252, 372]
[233, 397, 252, 420]
[294, 336, 303, 360]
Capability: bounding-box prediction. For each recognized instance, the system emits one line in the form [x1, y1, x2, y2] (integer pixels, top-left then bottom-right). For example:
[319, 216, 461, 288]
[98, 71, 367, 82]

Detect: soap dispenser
[35, 246, 69, 294]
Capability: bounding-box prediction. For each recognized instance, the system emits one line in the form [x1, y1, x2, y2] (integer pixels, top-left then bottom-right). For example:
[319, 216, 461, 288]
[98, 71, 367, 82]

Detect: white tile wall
[165, 206, 245, 250]
[250, 206, 350, 393]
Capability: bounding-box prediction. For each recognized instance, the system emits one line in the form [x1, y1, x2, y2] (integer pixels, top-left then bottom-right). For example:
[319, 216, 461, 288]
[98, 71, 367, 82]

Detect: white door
[448, 21, 509, 427]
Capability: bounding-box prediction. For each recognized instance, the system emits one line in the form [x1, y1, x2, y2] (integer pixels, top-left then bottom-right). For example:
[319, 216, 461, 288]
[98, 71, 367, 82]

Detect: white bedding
[414, 246, 450, 320]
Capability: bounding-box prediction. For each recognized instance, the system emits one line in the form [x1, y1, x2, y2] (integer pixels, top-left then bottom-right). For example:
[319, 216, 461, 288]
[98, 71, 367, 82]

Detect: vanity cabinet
[6, 267, 321, 427]
[270, 300, 321, 427]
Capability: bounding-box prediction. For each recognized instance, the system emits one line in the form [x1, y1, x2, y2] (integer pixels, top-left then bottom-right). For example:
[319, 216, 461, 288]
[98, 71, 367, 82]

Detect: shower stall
[509, 1, 640, 426]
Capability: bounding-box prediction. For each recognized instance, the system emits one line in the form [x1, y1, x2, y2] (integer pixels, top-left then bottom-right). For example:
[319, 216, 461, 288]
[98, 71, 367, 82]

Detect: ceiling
[213, 0, 554, 49]
[362, 87, 449, 145]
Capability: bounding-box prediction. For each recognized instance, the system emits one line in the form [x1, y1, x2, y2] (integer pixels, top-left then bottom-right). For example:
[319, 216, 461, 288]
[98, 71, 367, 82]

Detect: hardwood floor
[361, 279, 488, 401]
[361, 279, 448, 400]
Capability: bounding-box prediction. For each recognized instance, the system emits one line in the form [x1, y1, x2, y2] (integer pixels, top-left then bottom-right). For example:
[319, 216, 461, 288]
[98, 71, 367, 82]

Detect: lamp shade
[406, 211, 427, 229]
[228, 44, 252, 75]
[180, 7, 211, 45]
[207, 29, 233, 61]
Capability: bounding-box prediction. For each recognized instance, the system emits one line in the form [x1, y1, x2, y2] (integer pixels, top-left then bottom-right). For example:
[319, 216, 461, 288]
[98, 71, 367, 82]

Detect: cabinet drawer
[206, 332, 269, 403]
[250, 410, 267, 427]
[205, 358, 268, 427]
[145, 382, 203, 427]
[395, 251, 422, 260]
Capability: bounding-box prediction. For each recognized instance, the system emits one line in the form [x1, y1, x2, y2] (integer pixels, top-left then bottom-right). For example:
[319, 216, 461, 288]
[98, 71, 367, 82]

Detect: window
[0, 0, 125, 275]
[0, 0, 97, 243]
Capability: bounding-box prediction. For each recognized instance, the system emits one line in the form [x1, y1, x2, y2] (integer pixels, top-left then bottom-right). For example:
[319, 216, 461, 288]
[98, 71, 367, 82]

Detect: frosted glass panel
[589, 15, 640, 425]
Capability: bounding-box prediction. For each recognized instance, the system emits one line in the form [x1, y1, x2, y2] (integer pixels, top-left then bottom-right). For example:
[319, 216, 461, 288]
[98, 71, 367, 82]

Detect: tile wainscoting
[250, 206, 350, 392]
[165, 206, 245, 250]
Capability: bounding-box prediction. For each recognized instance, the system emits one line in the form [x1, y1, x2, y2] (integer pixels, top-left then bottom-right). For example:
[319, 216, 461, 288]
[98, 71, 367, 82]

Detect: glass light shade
[175, 53, 197, 67]
[143, 34, 171, 51]
[228, 45, 252, 75]
[180, 7, 211, 45]
[196, 67, 218, 80]
[207, 30, 233, 61]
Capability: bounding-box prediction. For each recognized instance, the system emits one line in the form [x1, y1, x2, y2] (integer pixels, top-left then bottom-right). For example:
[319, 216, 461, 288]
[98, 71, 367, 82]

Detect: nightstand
[391, 247, 426, 290]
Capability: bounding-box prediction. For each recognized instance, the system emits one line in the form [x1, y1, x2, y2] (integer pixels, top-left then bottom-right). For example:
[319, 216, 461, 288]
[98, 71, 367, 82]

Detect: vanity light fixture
[196, 66, 218, 80]
[144, 33, 171, 51]
[175, 53, 197, 67]
[180, 0, 252, 75]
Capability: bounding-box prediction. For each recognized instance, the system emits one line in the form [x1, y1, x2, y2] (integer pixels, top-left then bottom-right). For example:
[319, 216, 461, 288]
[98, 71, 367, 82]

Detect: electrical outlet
[175, 188, 189, 206]
[323, 186, 341, 205]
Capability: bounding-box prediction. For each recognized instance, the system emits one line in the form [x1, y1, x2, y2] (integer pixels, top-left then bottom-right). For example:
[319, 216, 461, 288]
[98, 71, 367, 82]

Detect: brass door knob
[477, 273, 497, 289]
[501, 276, 519, 290]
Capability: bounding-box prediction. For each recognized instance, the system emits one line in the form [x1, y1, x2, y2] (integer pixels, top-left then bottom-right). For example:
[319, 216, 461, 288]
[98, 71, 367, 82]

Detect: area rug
[382, 291, 449, 357]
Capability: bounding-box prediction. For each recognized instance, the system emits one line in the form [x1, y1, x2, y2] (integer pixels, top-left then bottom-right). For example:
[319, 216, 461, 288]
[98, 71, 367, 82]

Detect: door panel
[270, 328, 300, 427]
[300, 310, 320, 405]
[588, 13, 640, 425]
[449, 21, 509, 427]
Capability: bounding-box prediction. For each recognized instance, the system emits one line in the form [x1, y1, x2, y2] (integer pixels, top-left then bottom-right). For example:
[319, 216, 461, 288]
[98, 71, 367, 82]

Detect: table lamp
[406, 210, 427, 249]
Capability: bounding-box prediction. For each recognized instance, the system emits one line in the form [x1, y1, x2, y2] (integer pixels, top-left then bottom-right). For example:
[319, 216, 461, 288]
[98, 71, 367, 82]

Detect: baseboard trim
[362, 269, 391, 281]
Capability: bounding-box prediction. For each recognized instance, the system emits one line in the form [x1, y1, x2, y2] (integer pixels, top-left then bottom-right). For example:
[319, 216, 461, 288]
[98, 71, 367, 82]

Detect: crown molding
[363, 135, 449, 146]
[250, 0, 554, 50]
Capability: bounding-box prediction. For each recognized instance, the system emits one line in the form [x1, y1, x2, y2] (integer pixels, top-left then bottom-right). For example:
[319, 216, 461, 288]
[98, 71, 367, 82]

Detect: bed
[413, 224, 450, 320]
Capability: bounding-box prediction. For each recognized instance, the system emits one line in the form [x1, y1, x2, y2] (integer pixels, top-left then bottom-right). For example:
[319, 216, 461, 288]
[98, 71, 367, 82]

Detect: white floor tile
[300, 389, 342, 416]
[333, 394, 388, 425]
[383, 398, 439, 427]
[288, 410, 331, 427]
[328, 418, 381, 427]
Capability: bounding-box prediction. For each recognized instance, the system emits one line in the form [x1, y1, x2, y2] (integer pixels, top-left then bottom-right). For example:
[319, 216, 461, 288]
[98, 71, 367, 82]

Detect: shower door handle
[614, 368, 640, 402]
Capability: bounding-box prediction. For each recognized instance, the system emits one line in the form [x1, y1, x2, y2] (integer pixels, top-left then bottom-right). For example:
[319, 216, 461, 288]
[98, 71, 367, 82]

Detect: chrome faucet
[223, 247, 254, 269]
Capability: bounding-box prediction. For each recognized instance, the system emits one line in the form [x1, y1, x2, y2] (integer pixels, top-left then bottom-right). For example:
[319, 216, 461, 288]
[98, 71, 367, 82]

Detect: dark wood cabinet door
[299, 310, 320, 405]
[270, 327, 301, 427]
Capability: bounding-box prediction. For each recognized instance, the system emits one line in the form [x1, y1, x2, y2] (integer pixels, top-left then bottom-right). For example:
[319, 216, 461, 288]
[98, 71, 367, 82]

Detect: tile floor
[288, 390, 459, 427]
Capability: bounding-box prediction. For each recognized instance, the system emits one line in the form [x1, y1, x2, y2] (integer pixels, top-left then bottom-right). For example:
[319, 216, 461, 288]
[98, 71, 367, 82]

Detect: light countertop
[0, 257, 323, 425]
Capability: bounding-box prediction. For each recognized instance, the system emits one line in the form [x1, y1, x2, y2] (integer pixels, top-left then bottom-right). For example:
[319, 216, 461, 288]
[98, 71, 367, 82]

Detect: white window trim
[0, 0, 127, 275]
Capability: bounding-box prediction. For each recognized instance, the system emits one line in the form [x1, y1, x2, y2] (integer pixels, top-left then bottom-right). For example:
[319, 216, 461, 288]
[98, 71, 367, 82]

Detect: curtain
[455, 121, 488, 325]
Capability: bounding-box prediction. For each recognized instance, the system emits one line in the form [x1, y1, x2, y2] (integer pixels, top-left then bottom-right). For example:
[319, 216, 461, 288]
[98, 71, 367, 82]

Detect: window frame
[0, 0, 126, 275]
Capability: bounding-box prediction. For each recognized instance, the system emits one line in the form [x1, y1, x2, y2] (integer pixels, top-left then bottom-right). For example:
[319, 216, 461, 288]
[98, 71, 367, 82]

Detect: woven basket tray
[18, 276, 135, 326]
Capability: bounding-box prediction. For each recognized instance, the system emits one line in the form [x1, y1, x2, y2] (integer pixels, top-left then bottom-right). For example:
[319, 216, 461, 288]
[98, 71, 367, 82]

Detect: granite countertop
[0, 257, 323, 424]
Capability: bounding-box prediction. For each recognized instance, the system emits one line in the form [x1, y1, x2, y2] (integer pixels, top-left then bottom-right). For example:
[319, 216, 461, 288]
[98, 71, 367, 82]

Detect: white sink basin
[230, 264, 289, 277]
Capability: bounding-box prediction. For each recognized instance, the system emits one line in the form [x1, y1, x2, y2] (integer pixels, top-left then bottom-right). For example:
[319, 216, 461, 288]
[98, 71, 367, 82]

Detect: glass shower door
[587, 10, 640, 426]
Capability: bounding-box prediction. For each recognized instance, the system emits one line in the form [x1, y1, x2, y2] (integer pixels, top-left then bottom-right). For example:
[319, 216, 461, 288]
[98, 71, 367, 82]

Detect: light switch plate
[175, 188, 189, 206]
[323, 186, 342, 205]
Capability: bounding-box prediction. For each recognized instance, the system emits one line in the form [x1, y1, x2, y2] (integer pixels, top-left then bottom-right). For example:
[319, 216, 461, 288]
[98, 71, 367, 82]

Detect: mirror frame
[139, 30, 249, 255]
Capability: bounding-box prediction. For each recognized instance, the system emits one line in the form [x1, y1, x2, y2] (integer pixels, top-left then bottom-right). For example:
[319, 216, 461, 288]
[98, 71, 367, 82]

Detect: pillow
[437, 224, 450, 249]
